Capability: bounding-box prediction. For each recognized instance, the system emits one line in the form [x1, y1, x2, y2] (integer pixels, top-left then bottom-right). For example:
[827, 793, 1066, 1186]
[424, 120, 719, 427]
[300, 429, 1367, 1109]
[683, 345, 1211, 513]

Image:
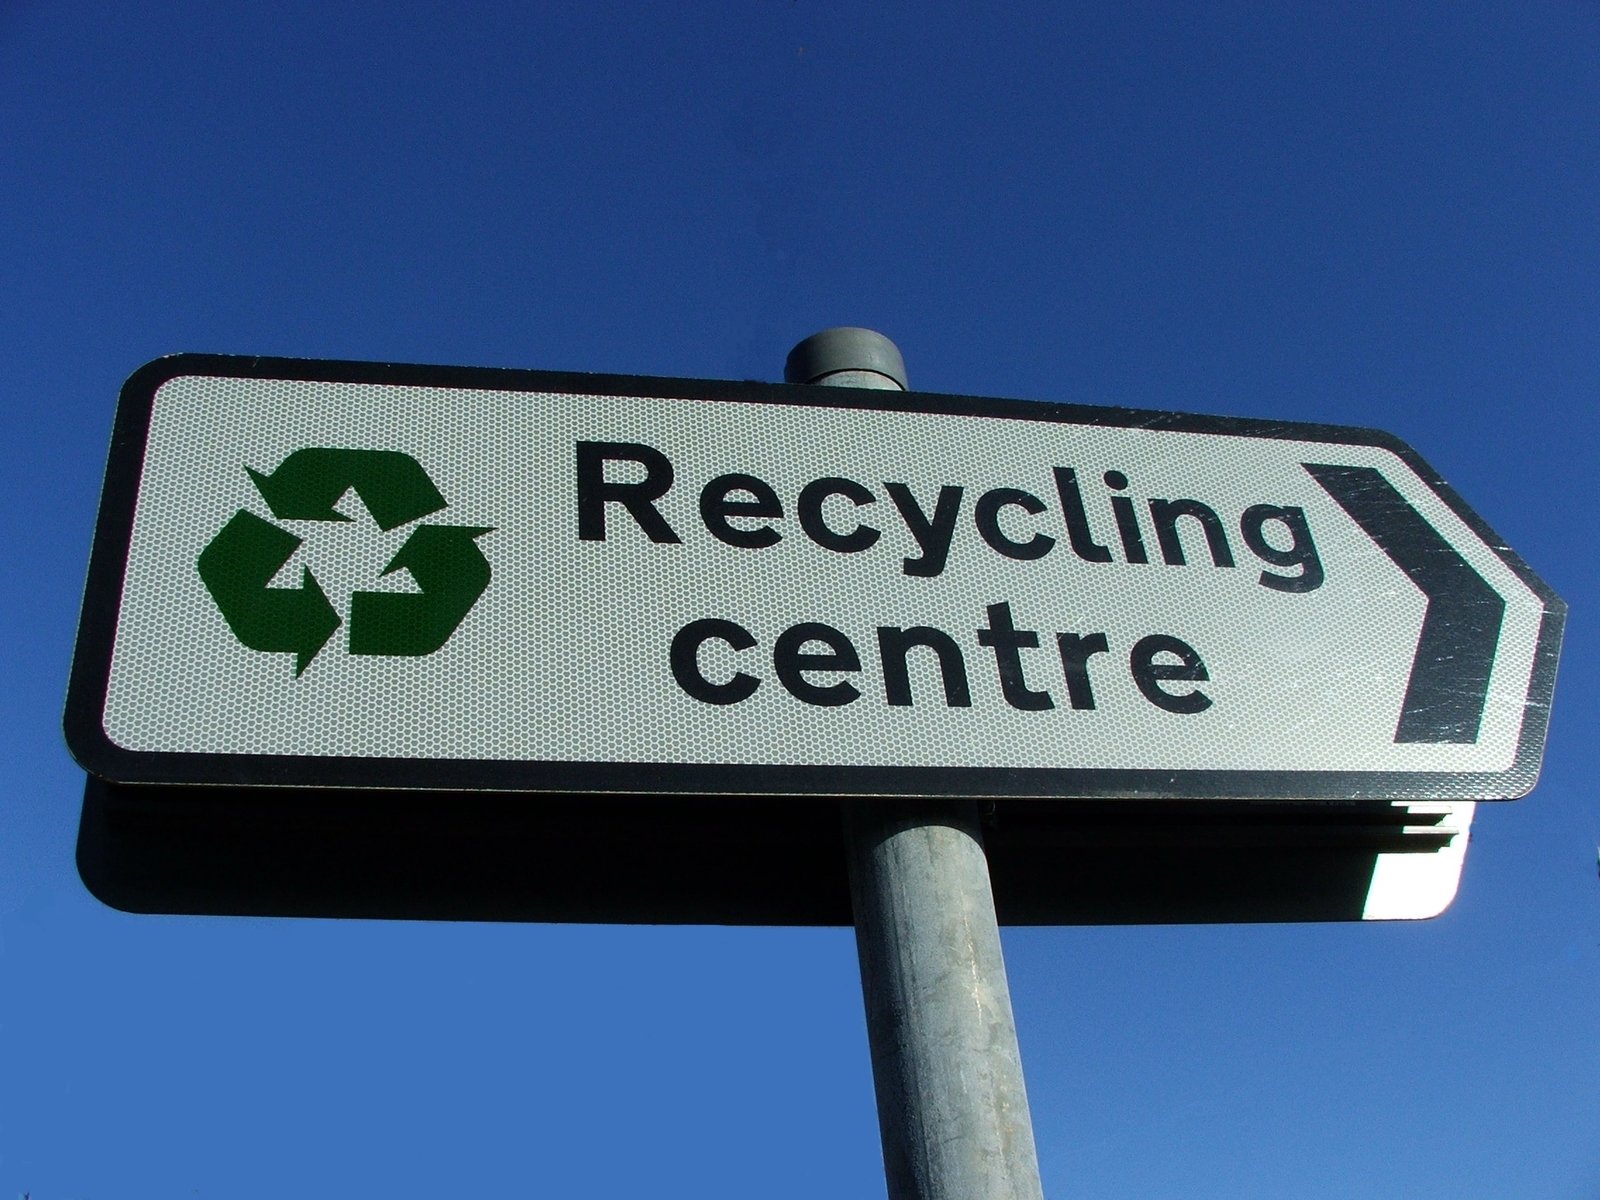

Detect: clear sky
[3, 3, 1597, 1197]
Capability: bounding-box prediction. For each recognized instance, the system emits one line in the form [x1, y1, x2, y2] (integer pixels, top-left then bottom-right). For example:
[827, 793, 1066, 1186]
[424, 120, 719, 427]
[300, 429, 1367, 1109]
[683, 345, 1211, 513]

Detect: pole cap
[785, 328, 908, 390]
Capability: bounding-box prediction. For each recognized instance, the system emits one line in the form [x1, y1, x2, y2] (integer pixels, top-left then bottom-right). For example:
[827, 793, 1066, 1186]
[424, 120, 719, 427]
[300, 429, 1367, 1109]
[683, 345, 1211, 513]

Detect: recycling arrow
[198, 447, 492, 675]
[349, 524, 493, 656]
[196, 510, 341, 677]
[246, 447, 447, 531]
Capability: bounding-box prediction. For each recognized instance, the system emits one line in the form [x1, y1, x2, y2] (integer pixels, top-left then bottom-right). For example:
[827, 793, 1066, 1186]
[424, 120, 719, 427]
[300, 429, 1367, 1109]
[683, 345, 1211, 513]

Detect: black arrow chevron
[1303, 463, 1505, 744]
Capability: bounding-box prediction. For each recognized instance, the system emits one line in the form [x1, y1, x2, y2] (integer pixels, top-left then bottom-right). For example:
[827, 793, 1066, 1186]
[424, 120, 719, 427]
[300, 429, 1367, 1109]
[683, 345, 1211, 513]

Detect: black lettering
[1103, 471, 1149, 564]
[1240, 504, 1324, 592]
[974, 488, 1055, 561]
[877, 626, 972, 707]
[1130, 634, 1212, 714]
[700, 473, 782, 549]
[670, 619, 759, 705]
[976, 601, 1054, 711]
[1052, 468, 1113, 563]
[1149, 498, 1235, 568]
[798, 477, 880, 553]
[576, 441, 681, 543]
[884, 483, 964, 578]
[774, 622, 861, 707]
[1055, 631, 1110, 710]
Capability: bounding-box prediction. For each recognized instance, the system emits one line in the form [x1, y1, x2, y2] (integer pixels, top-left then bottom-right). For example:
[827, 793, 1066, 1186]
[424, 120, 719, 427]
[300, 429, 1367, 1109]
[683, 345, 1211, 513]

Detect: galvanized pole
[785, 329, 1046, 1200]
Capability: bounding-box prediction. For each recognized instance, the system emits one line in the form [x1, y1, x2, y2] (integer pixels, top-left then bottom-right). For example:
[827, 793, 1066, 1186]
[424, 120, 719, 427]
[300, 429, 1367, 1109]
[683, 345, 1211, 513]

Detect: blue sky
[3, 3, 1597, 1197]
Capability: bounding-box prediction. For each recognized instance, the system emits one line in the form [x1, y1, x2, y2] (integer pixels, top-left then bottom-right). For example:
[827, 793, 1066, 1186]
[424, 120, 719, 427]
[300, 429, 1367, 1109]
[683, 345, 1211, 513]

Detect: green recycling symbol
[197, 448, 492, 676]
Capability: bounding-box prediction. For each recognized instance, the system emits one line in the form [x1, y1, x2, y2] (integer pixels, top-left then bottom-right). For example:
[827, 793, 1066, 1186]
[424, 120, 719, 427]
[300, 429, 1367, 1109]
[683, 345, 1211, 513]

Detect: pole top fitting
[785, 328, 908, 390]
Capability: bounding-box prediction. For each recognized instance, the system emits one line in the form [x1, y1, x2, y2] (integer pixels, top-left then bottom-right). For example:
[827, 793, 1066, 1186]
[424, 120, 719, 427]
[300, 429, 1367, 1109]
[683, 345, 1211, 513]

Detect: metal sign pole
[785, 329, 1046, 1200]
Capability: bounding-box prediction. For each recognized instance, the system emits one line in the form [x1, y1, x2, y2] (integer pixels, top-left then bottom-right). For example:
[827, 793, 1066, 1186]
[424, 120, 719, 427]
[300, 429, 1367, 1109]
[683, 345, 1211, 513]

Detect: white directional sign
[67, 355, 1564, 803]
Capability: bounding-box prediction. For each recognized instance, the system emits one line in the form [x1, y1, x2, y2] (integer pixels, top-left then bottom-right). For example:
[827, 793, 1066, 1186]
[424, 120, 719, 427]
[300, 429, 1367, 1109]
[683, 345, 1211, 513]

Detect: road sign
[67, 354, 1563, 803]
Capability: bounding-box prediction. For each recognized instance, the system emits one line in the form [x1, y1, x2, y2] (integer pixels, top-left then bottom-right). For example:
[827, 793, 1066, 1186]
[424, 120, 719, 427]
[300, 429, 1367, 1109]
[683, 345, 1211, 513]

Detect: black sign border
[65, 354, 1566, 803]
